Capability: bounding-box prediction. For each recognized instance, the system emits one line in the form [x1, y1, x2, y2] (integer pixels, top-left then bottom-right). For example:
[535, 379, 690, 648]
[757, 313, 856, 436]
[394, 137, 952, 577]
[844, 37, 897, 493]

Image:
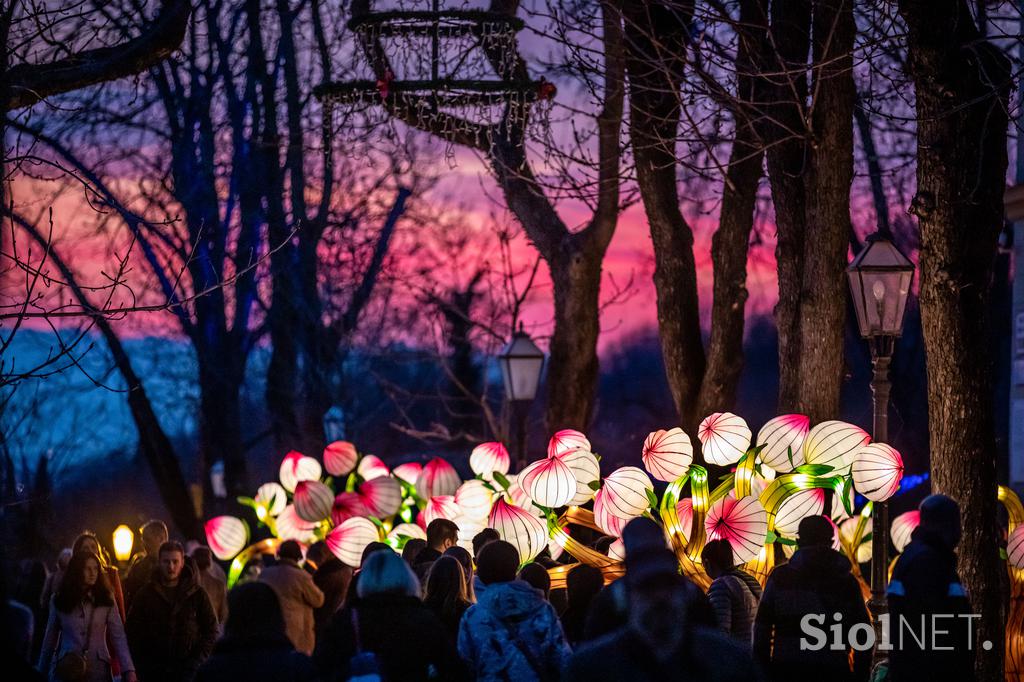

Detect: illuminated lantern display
[601, 467, 654, 520]
[642, 428, 693, 482]
[756, 414, 810, 472]
[206, 516, 248, 560]
[388, 523, 427, 543]
[294, 480, 335, 522]
[112, 525, 134, 563]
[488, 497, 547, 563]
[773, 488, 825, 536]
[557, 447, 601, 506]
[331, 492, 370, 526]
[326, 517, 379, 567]
[392, 461, 422, 485]
[698, 412, 751, 466]
[255, 482, 287, 517]
[675, 498, 694, 541]
[840, 516, 872, 563]
[469, 442, 511, 479]
[548, 536, 564, 562]
[803, 421, 870, 476]
[547, 429, 591, 458]
[455, 480, 493, 520]
[324, 440, 358, 476]
[455, 513, 487, 552]
[608, 538, 625, 561]
[832, 484, 854, 521]
[279, 451, 322, 492]
[359, 476, 402, 518]
[503, 475, 545, 518]
[705, 495, 768, 563]
[891, 510, 920, 554]
[274, 504, 318, 544]
[416, 457, 461, 498]
[423, 495, 461, 526]
[1009, 525, 1024, 570]
[520, 456, 577, 508]
[851, 443, 904, 502]
[593, 489, 628, 537]
[357, 455, 390, 481]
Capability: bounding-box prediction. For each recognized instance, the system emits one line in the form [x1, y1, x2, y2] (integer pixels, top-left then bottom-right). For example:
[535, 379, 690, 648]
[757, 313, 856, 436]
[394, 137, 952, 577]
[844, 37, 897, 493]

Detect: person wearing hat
[565, 518, 759, 681]
[752, 515, 870, 681]
[887, 494, 973, 681]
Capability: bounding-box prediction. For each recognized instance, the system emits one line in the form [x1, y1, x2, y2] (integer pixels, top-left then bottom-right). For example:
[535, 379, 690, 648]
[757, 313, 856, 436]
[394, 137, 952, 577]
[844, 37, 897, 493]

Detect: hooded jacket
[457, 580, 570, 682]
[125, 560, 218, 682]
[707, 567, 762, 642]
[752, 545, 870, 681]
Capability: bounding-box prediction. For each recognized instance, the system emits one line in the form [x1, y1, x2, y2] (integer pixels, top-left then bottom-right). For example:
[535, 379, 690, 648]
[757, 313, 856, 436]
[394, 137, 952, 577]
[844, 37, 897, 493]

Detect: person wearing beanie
[887, 494, 973, 681]
[457, 541, 569, 681]
[753, 515, 870, 681]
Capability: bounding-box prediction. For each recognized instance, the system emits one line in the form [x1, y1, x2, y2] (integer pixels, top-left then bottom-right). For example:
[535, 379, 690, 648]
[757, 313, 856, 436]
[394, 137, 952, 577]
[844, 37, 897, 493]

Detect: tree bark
[899, 1, 1010, 678]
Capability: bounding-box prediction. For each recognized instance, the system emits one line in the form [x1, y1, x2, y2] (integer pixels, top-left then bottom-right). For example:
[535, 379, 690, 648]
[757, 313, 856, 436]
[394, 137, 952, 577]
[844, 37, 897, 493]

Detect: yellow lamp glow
[112, 525, 134, 563]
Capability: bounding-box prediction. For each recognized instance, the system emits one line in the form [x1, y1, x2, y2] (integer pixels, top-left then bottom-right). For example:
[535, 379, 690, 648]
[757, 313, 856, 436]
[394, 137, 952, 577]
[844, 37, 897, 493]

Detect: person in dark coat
[887, 494, 974, 681]
[702, 539, 762, 643]
[560, 564, 603, 647]
[125, 541, 218, 682]
[517, 562, 552, 601]
[313, 556, 353, 640]
[196, 582, 318, 682]
[753, 515, 870, 682]
[314, 550, 466, 681]
[565, 518, 762, 682]
[413, 519, 459, 581]
[123, 520, 168, 610]
[422, 556, 471, 638]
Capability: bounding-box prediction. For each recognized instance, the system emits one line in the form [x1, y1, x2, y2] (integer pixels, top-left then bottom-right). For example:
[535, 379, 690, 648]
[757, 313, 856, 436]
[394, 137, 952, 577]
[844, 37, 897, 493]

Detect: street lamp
[112, 524, 135, 565]
[846, 229, 914, 660]
[498, 326, 545, 471]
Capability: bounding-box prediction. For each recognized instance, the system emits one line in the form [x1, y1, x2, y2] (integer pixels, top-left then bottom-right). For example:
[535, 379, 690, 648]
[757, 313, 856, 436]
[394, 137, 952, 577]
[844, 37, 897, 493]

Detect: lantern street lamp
[498, 326, 545, 471]
[846, 228, 914, 662]
[112, 524, 135, 565]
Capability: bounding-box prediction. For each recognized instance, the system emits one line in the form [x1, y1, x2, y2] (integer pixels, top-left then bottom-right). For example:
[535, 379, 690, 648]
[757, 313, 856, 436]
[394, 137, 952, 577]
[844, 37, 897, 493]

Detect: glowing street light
[112, 525, 135, 564]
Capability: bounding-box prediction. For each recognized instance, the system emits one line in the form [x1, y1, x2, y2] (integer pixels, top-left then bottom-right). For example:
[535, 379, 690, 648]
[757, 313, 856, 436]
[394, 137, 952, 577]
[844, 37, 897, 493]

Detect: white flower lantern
[698, 413, 751, 466]
[469, 442, 510, 478]
[279, 451, 322, 493]
[756, 414, 809, 472]
[557, 447, 601, 506]
[416, 457, 461, 498]
[326, 517, 380, 567]
[547, 429, 591, 458]
[803, 421, 870, 476]
[642, 428, 693, 482]
[205, 516, 247, 560]
[601, 467, 654, 520]
[255, 482, 287, 517]
[488, 498, 547, 563]
[851, 443, 904, 502]
[520, 456, 577, 508]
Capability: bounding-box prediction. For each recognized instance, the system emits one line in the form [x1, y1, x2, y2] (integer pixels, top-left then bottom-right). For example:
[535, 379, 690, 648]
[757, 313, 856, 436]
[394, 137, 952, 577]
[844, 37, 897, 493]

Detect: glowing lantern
[593, 489, 628, 537]
[891, 510, 920, 553]
[205, 516, 248, 561]
[832, 484, 854, 521]
[520, 456, 577, 508]
[112, 525, 134, 563]
[275, 504, 318, 544]
[469, 442, 511, 478]
[557, 447, 601, 506]
[331, 492, 370, 526]
[416, 457, 461, 498]
[840, 516, 872, 563]
[359, 476, 403, 518]
[773, 489, 825, 536]
[279, 451, 322, 493]
[608, 538, 626, 561]
[675, 498, 694, 541]
[423, 495, 461, 526]
[357, 455, 390, 481]
[1009, 526, 1024, 569]
[488, 497, 547, 563]
[756, 414, 810, 472]
[601, 467, 654, 520]
[503, 475, 545, 518]
[851, 443, 904, 502]
[294, 480, 334, 522]
[698, 412, 751, 466]
[326, 517, 380, 567]
[705, 495, 768, 563]
[388, 523, 427, 543]
[392, 461, 422, 485]
[803, 421, 870, 476]
[547, 429, 591, 458]
[642, 428, 693, 482]
[255, 482, 287, 517]
[455, 480, 494, 520]
[455, 514, 487, 552]
[324, 441, 358, 476]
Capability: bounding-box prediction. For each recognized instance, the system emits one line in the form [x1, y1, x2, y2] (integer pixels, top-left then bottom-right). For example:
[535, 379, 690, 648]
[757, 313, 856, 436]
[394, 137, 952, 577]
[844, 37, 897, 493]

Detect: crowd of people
[1, 494, 974, 681]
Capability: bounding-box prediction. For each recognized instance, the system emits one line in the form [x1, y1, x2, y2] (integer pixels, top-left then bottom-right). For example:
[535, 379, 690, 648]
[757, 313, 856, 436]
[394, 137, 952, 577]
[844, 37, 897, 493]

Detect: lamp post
[846, 229, 914, 661]
[112, 524, 135, 566]
[497, 326, 545, 471]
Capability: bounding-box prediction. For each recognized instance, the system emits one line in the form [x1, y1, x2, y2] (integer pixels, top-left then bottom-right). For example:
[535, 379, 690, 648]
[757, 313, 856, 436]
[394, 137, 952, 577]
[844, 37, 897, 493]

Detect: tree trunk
[899, 1, 1010, 678]
[197, 355, 246, 498]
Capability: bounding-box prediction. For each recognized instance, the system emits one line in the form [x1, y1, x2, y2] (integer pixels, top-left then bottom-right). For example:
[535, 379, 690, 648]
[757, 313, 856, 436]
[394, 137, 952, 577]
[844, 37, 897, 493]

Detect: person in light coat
[38, 551, 136, 682]
[259, 540, 325, 655]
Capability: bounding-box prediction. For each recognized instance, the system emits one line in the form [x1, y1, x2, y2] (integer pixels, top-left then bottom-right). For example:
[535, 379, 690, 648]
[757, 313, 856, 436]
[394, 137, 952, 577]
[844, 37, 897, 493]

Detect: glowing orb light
[601, 467, 654, 520]
[851, 443, 904, 502]
[323, 441, 358, 476]
[205, 516, 248, 560]
[488, 497, 547, 562]
[359, 476, 403, 517]
[642, 427, 693, 482]
[279, 451, 322, 493]
[416, 457, 461, 498]
[547, 429, 591, 458]
[803, 421, 870, 476]
[557, 447, 601, 505]
[469, 442, 510, 479]
[294, 480, 335, 522]
[705, 495, 768, 563]
[698, 412, 751, 466]
[326, 517, 380, 567]
[756, 414, 810, 472]
[520, 456, 577, 508]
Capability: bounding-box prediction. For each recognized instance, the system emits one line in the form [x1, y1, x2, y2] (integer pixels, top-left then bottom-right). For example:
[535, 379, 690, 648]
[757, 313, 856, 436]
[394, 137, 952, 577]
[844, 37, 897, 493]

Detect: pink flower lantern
[601, 466, 654, 520]
[891, 510, 920, 553]
[851, 443, 904, 502]
[205, 516, 248, 560]
[1009, 525, 1024, 569]
[423, 495, 461, 526]
[331, 492, 370, 526]
[698, 412, 751, 466]
[324, 441, 358, 476]
[469, 442, 510, 478]
[359, 476, 403, 518]
[675, 498, 694, 541]
[593, 489, 628, 537]
[326, 517, 380, 567]
[608, 538, 625, 561]
[455, 480, 493, 520]
[255, 482, 287, 517]
[755, 414, 810, 472]
[503, 475, 545, 518]
[642, 427, 693, 482]
[416, 457, 461, 498]
[392, 461, 422, 485]
[275, 504, 318, 544]
[294, 480, 334, 522]
[279, 451, 322, 492]
[705, 495, 768, 563]
[556, 447, 601, 506]
[388, 523, 427, 543]
[488, 497, 547, 563]
[357, 454, 390, 481]
[547, 429, 591, 458]
[773, 488, 825, 536]
[803, 421, 870, 476]
[520, 456, 577, 508]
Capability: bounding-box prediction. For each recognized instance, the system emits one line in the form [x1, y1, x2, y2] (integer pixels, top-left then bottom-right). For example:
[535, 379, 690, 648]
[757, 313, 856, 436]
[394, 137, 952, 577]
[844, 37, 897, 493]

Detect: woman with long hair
[423, 556, 472, 637]
[442, 546, 476, 602]
[72, 532, 125, 620]
[38, 551, 136, 681]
